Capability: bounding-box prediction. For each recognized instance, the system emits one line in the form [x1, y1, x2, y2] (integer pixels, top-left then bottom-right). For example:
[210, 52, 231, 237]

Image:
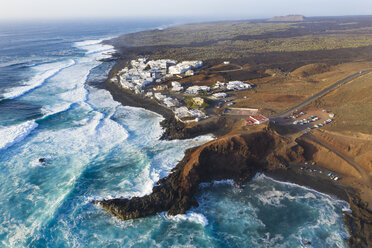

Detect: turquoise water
[0, 21, 350, 247]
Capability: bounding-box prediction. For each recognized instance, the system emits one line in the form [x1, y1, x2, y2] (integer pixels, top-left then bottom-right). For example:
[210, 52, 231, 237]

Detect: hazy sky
[1, 0, 372, 21]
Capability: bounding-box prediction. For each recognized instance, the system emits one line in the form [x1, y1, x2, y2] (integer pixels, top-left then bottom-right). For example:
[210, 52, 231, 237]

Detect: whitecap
[41, 103, 73, 118]
[199, 179, 235, 188]
[161, 211, 209, 226]
[258, 173, 349, 205]
[1, 59, 76, 100]
[74, 39, 114, 55]
[0, 120, 38, 150]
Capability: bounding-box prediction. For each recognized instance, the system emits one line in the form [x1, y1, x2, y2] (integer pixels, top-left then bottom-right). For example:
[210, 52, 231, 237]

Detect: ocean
[0, 19, 350, 247]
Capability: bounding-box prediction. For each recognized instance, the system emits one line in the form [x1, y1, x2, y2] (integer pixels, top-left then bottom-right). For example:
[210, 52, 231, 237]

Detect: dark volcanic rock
[94, 130, 295, 220]
[344, 194, 372, 248]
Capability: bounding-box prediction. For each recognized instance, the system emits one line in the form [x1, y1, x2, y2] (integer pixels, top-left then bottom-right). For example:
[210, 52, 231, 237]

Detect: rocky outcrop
[94, 129, 305, 220]
[160, 117, 236, 140]
[344, 194, 372, 248]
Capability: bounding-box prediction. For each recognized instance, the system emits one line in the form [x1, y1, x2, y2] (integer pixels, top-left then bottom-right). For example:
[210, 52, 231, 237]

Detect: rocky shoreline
[95, 50, 372, 247]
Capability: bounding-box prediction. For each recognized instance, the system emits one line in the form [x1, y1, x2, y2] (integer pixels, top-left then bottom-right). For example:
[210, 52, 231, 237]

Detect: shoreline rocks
[94, 129, 301, 220]
[97, 58, 372, 247]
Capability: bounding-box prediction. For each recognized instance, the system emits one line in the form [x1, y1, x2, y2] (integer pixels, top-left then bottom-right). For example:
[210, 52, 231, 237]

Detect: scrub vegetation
[109, 16, 372, 71]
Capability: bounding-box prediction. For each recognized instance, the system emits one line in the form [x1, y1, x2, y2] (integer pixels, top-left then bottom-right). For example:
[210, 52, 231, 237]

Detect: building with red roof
[246, 115, 269, 125]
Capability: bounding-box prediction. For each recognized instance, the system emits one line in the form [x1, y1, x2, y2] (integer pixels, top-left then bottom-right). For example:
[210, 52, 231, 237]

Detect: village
[110, 57, 255, 123]
[109, 57, 342, 134]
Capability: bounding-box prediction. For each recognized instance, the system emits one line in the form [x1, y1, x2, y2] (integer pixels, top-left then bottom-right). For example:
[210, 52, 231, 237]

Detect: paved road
[274, 69, 372, 118]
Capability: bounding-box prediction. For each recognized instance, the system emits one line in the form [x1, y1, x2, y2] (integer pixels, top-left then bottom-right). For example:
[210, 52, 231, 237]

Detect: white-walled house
[171, 81, 183, 92]
[154, 92, 166, 101]
[213, 92, 227, 98]
[213, 81, 227, 90]
[174, 106, 206, 120]
[168, 61, 203, 75]
[163, 97, 180, 108]
[226, 81, 252, 91]
[186, 86, 211, 94]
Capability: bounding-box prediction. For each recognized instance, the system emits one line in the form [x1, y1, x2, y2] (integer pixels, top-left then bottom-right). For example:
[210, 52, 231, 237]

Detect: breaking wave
[0, 120, 38, 150]
[161, 211, 209, 226]
[1, 59, 76, 100]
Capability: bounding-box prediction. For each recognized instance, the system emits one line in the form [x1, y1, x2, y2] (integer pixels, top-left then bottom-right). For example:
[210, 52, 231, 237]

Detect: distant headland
[268, 15, 305, 22]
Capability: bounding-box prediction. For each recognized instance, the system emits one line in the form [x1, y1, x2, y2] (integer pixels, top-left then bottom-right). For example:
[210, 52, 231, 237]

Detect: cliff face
[344, 195, 372, 248]
[94, 124, 372, 247]
[94, 129, 305, 220]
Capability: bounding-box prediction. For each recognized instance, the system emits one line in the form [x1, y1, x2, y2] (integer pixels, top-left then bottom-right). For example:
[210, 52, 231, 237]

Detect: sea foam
[0, 120, 38, 150]
[1, 59, 75, 100]
[74, 39, 114, 55]
[161, 211, 209, 226]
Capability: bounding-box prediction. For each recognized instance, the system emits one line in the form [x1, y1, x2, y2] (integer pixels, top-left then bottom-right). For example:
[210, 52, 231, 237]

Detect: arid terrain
[102, 16, 372, 247]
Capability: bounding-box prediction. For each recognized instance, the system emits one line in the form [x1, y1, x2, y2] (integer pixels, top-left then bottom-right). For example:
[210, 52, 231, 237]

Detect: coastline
[101, 76, 233, 140]
[101, 59, 351, 203]
[96, 31, 372, 247]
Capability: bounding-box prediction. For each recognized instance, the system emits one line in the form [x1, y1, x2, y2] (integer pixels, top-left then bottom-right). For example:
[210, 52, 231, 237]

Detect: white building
[213, 81, 226, 90]
[186, 85, 211, 95]
[168, 61, 203, 75]
[226, 81, 252, 91]
[174, 106, 206, 119]
[145, 92, 153, 98]
[154, 92, 166, 101]
[163, 97, 180, 108]
[146, 59, 177, 70]
[171, 81, 183, 92]
[213, 92, 227, 98]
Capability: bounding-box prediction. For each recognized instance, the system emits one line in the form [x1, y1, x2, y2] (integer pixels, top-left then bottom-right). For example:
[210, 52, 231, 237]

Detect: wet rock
[94, 130, 291, 220]
[344, 194, 372, 248]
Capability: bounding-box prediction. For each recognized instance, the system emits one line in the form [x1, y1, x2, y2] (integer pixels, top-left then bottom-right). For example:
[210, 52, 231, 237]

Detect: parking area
[278, 108, 335, 130]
